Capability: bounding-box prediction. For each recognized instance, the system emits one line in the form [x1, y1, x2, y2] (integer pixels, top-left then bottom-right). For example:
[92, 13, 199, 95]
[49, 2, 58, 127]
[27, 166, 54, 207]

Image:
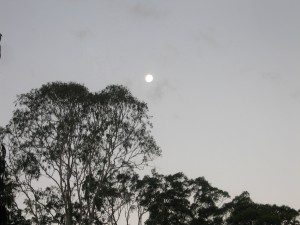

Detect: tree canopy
[5, 82, 161, 225]
[1, 82, 299, 225]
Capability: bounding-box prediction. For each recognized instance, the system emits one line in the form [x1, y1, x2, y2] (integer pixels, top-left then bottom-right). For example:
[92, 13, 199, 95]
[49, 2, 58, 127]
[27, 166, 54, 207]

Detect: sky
[1, 0, 300, 209]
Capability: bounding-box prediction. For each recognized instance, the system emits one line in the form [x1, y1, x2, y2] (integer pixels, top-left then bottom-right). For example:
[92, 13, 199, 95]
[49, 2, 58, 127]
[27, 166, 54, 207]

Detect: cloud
[147, 78, 177, 101]
[72, 28, 91, 40]
[261, 72, 300, 101]
[193, 28, 221, 49]
[261, 72, 282, 83]
[129, 1, 168, 19]
[158, 45, 181, 69]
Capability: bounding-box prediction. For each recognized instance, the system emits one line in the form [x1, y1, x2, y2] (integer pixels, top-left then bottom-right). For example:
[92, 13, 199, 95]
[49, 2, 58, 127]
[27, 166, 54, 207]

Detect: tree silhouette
[2, 82, 300, 224]
[0, 144, 8, 225]
[224, 191, 300, 225]
[0, 33, 2, 59]
[6, 82, 161, 225]
[138, 170, 230, 225]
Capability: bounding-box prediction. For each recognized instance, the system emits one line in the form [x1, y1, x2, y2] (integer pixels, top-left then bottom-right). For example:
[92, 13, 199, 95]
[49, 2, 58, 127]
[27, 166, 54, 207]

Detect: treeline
[1, 161, 300, 225]
[0, 82, 299, 225]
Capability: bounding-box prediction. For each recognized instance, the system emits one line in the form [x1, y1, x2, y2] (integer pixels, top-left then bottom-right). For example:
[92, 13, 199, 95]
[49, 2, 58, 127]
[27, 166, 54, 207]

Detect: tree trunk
[65, 200, 73, 225]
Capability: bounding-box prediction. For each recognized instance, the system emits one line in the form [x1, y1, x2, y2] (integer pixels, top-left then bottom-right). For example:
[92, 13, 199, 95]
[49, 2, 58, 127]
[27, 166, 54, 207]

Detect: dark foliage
[1, 82, 299, 225]
[0, 144, 8, 225]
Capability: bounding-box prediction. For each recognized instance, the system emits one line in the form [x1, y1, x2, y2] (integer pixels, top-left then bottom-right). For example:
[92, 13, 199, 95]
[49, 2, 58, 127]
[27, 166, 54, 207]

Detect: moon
[145, 74, 154, 83]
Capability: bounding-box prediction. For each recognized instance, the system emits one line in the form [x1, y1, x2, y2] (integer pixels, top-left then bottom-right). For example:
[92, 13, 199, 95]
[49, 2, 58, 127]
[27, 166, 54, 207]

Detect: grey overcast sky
[1, 0, 300, 209]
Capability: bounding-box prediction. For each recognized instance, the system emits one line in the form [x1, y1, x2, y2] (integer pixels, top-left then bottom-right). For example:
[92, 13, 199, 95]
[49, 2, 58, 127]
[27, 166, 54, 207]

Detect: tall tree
[5, 82, 161, 225]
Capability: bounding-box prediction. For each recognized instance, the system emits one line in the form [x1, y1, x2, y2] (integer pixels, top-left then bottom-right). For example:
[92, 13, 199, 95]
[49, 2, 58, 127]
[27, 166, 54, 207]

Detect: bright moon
[145, 74, 154, 83]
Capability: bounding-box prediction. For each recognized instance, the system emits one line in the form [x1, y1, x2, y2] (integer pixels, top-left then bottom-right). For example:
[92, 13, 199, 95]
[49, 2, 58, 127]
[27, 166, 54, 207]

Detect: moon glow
[145, 74, 154, 83]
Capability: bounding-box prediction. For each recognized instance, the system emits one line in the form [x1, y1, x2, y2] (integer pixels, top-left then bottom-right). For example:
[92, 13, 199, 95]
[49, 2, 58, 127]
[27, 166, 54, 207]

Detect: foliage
[1, 129, 30, 225]
[5, 82, 161, 225]
[0, 142, 9, 225]
[1, 82, 300, 225]
[137, 170, 230, 225]
[224, 191, 300, 225]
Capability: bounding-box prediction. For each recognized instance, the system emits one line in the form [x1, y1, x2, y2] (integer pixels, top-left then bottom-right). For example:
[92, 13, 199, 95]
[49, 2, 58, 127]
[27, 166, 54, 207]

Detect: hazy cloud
[147, 79, 177, 101]
[72, 28, 91, 40]
[130, 1, 168, 19]
[262, 72, 282, 83]
[159, 45, 181, 69]
[193, 28, 221, 49]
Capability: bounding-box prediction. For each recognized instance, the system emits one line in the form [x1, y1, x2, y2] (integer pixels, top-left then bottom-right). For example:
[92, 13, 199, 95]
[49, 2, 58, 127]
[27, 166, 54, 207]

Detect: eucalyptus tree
[139, 170, 230, 225]
[189, 177, 230, 225]
[146, 172, 192, 225]
[5, 82, 161, 225]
